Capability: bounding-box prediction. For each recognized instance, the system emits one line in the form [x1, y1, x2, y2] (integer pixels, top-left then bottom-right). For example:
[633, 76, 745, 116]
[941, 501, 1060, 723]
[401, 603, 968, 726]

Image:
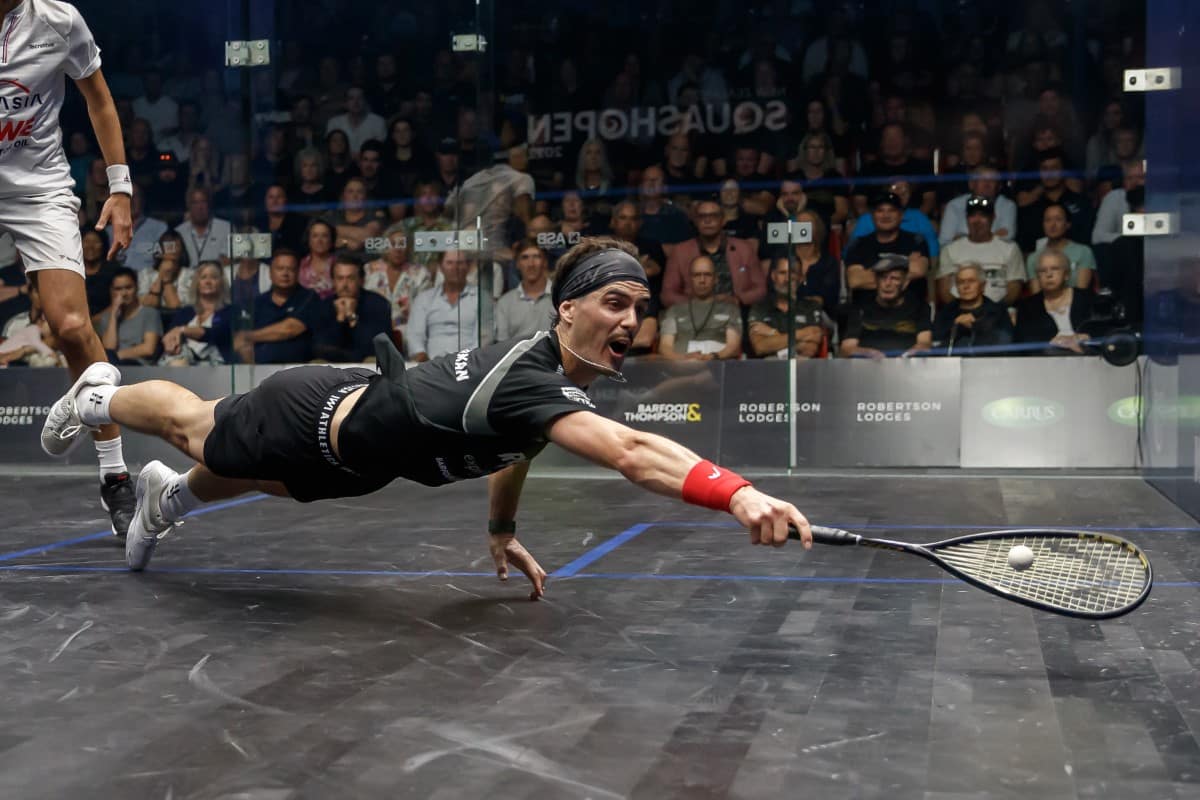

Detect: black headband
[552, 250, 648, 309]
[553, 249, 648, 309]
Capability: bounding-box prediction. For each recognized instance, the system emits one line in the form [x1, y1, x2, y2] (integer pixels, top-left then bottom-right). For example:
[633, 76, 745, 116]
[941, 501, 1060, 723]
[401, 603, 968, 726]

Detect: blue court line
[0, 492, 272, 563]
[0, 563, 1196, 588]
[551, 523, 654, 578]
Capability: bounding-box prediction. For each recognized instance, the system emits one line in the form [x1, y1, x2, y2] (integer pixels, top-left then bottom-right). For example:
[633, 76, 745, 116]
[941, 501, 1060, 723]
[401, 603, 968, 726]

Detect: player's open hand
[96, 193, 132, 259]
[487, 533, 547, 600]
[728, 486, 812, 549]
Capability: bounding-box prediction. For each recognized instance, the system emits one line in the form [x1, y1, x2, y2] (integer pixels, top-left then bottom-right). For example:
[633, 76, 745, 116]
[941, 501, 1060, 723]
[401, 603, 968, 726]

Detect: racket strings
[934, 535, 1149, 614]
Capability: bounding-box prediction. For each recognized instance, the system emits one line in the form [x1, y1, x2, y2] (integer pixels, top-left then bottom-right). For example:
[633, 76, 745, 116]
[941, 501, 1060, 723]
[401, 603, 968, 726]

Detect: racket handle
[788, 525, 860, 545]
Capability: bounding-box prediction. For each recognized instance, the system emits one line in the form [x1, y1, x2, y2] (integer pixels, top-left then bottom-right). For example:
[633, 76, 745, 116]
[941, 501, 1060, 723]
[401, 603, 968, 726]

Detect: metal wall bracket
[766, 220, 814, 245]
[1124, 68, 1180, 92]
[451, 34, 487, 53]
[230, 233, 273, 260]
[412, 230, 486, 253]
[225, 40, 271, 68]
[1121, 213, 1175, 237]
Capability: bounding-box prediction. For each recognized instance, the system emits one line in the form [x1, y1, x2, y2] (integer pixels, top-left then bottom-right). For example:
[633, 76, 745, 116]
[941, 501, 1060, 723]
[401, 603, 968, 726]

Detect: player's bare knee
[51, 310, 95, 353]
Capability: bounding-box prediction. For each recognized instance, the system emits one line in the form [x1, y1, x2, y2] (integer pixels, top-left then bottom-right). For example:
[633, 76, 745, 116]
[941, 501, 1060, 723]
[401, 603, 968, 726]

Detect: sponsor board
[982, 396, 1065, 428]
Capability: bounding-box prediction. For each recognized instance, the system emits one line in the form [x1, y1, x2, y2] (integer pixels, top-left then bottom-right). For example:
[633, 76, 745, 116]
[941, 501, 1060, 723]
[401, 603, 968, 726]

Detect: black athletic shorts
[204, 365, 394, 503]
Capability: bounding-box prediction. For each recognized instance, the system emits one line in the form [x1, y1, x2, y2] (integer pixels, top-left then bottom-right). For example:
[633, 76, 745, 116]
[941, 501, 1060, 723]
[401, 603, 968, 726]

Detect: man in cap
[840, 255, 932, 359]
[935, 195, 1025, 307]
[844, 191, 931, 306]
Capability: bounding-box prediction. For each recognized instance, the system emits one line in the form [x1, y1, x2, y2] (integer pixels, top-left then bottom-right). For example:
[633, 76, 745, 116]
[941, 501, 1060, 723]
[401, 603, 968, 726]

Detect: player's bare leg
[35, 269, 137, 535]
[46, 371, 294, 569]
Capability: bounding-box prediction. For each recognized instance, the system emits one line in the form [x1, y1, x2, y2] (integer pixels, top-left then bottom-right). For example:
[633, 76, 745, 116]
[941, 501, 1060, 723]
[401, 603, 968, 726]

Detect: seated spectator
[314, 255, 392, 363]
[430, 137, 464, 197]
[1016, 148, 1090, 254]
[932, 264, 1015, 354]
[132, 70, 178, 143]
[402, 180, 453, 270]
[748, 258, 834, 359]
[853, 122, 935, 217]
[935, 196, 1024, 307]
[1025, 203, 1096, 292]
[778, 209, 840, 312]
[846, 179, 939, 259]
[1092, 159, 1144, 246]
[259, 185, 309, 254]
[718, 179, 762, 241]
[175, 187, 233, 265]
[786, 132, 849, 229]
[659, 131, 707, 211]
[325, 86, 387, 157]
[759, 175, 808, 265]
[0, 256, 31, 333]
[1094, 127, 1142, 201]
[326, 177, 386, 252]
[636, 165, 692, 245]
[213, 153, 262, 227]
[839, 259, 932, 358]
[384, 117, 432, 200]
[139, 230, 196, 329]
[186, 135, 224, 199]
[556, 190, 589, 240]
[407, 249, 479, 361]
[662, 198, 764, 309]
[717, 141, 775, 215]
[937, 129, 990, 204]
[324, 129, 359, 195]
[939, 167, 1017, 247]
[844, 192, 931, 306]
[294, 147, 337, 211]
[226, 253, 271, 326]
[365, 223, 433, 333]
[299, 219, 337, 299]
[96, 267, 163, 366]
[1013, 122, 1085, 203]
[82, 229, 121, 317]
[1014, 250, 1097, 356]
[234, 249, 323, 364]
[0, 282, 63, 368]
[125, 118, 162, 192]
[658, 256, 742, 360]
[609, 201, 667, 355]
[159, 261, 233, 366]
[573, 138, 614, 196]
[110, 184, 168, 272]
[354, 138, 398, 216]
[495, 240, 554, 341]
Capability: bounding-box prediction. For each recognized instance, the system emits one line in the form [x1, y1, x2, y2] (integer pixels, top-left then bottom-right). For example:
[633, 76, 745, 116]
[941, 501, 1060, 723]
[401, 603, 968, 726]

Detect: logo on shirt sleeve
[561, 386, 595, 408]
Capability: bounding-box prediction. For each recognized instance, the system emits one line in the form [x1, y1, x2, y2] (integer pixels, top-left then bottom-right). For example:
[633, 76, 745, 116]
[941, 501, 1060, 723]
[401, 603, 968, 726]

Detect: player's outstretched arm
[75, 70, 132, 258]
[546, 412, 812, 548]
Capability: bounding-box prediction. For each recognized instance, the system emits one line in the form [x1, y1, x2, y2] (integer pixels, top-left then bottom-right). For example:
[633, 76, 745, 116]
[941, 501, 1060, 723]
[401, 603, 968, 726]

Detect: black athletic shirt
[337, 331, 597, 486]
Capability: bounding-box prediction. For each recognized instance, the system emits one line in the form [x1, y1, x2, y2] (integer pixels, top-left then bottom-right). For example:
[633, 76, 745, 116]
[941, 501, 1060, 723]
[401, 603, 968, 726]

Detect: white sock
[94, 436, 127, 480]
[159, 469, 203, 523]
[77, 384, 120, 427]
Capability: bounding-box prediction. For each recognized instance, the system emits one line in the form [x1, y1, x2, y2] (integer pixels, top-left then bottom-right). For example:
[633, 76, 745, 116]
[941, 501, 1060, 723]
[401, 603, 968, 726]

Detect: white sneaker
[126, 460, 183, 571]
[40, 362, 121, 457]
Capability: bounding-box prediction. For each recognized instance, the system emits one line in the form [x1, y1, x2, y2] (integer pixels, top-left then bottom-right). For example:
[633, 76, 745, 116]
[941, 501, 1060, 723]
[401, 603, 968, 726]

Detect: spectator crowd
[0, 0, 1152, 367]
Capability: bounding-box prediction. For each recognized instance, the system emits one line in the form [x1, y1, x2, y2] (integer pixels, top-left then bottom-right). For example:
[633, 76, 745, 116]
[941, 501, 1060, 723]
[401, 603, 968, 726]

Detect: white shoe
[40, 362, 121, 458]
[126, 460, 183, 571]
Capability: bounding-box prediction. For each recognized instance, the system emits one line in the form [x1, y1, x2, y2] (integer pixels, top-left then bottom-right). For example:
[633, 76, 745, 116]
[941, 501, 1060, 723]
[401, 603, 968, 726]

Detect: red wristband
[682, 460, 752, 512]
